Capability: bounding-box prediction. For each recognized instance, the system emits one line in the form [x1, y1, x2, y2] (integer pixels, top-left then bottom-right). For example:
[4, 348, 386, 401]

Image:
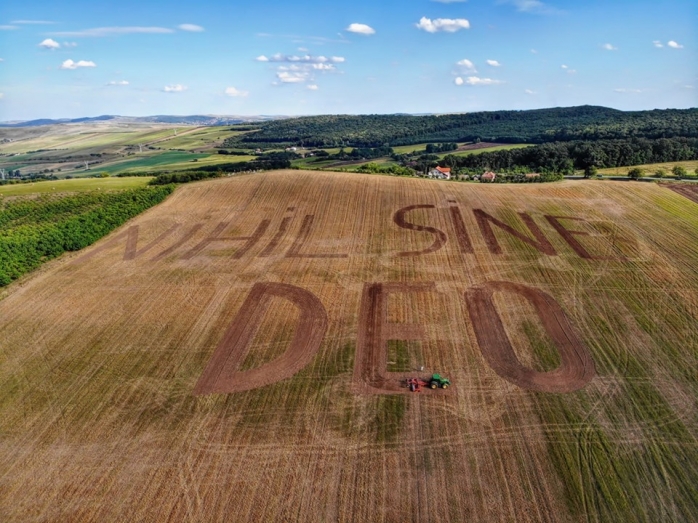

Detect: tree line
[438, 137, 698, 174]
[0, 185, 174, 286]
[224, 106, 698, 149]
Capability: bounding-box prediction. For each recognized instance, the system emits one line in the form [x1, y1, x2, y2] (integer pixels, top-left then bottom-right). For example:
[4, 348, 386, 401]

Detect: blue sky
[0, 0, 695, 120]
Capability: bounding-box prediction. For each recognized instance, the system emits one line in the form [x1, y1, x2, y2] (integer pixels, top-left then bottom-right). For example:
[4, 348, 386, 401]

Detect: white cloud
[602, 43, 617, 51]
[163, 84, 187, 92]
[454, 77, 464, 86]
[276, 71, 309, 83]
[39, 38, 61, 49]
[0, 93, 4, 99]
[307, 84, 319, 90]
[260, 53, 345, 63]
[614, 88, 642, 93]
[415, 17, 470, 33]
[456, 59, 476, 72]
[60, 59, 96, 70]
[561, 64, 568, 69]
[50, 26, 175, 37]
[225, 86, 248, 97]
[346, 23, 375, 35]
[560, 64, 576, 74]
[653, 40, 664, 48]
[178, 24, 204, 32]
[107, 80, 129, 86]
[462, 76, 503, 86]
[486, 59, 501, 67]
[0, 25, 18, 30]
[525, 89, 536, 95]
[667, 40, 683, 49]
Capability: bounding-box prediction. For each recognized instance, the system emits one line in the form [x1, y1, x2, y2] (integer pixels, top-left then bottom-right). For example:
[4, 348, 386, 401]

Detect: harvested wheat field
[1, 170, 698, 522]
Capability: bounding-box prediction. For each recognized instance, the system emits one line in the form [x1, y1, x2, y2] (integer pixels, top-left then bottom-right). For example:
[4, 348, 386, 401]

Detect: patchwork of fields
[1, 171, 697, 521]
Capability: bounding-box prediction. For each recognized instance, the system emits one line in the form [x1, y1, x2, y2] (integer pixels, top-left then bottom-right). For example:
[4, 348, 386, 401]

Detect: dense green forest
[438, 137, 698, 174]
[224, 106, 698, 149]
[0, 185, 174, 286]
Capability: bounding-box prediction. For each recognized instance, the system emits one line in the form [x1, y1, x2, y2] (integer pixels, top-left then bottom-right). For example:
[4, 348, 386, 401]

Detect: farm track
[1, 172, 697, 521]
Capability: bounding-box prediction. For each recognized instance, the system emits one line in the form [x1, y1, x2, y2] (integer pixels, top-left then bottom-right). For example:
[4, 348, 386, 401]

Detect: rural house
[481, 171, 496, 182]
[428, 166, 452, 180]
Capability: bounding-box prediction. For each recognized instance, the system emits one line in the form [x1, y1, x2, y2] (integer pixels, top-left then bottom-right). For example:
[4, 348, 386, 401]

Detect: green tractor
[429, 373, 451, 390]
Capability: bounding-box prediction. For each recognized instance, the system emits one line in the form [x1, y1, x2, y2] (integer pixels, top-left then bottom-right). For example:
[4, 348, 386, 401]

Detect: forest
[438, 137, 698, 175]
[0, 185, 174, 286]
[223, 106, 698, 149]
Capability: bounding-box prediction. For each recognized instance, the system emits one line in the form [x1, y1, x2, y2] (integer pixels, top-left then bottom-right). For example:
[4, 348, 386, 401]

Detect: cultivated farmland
[1, 171, 697, 522]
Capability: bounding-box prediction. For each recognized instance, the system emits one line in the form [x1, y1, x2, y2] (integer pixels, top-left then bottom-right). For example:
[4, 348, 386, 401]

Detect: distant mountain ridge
[0, 114, 285, 128]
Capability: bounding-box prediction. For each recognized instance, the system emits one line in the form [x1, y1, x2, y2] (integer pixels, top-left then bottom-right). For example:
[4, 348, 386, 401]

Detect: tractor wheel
[442, 383, 449, 389]
[430, 382, 438, 389]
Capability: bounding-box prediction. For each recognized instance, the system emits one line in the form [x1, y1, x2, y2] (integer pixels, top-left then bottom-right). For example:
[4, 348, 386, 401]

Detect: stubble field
[1, 171, 697, 522]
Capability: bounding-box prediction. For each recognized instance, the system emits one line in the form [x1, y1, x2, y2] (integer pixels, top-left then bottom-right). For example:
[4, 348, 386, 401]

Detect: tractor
[406, 374, 451, 392]
[428, 374, 451, 389]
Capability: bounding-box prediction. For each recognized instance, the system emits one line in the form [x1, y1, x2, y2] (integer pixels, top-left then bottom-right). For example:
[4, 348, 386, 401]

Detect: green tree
[654, 168, 666, 178]
[628, 167, 644, 180]
[672, 165, 687, 178]
[584, 165, 598, 178]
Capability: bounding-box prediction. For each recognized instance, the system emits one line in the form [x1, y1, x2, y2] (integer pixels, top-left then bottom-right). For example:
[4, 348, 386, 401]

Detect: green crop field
[0, 176, 153, 196]
[599, 160, 698, 177]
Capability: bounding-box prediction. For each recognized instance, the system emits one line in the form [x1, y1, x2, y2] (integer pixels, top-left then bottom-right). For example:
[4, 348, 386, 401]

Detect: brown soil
[465, 281, 596, 393]
[194, 282, 328, 394]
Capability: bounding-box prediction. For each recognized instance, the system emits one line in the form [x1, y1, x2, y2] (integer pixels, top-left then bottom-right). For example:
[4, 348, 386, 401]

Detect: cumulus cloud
[39, 38, 60, 49]
[346, 23, 375, 35]
[276, 71, 308, 83]
[466, 76, 503, 85]
[486, 59, 501, 67]
[525, 89, 536, 95]
[456, 59, 476, 72]
[60, 59, 96, 69]
[163, 84, 187, 92]
[454, 77, 464, 86]
[653, 40, 663, 48]
[258, 53, 345, 63]
[178, 24, 204, 32]
[307, 84, 319, 90]
[457, 76, 503, 86]
[561, 64, 576, 74]
[50, 26, 174, 37]
[415, 17, 470, 33]
[602, 43, 617, 51]
[225, 86, 248, 97]
[260, 53, 345, 87]
[667, 40, 683, 49]
[107, 80, 129, 86]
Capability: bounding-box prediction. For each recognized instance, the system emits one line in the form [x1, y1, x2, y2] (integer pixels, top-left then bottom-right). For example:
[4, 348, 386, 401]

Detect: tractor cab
[429, 374, 451, 389]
